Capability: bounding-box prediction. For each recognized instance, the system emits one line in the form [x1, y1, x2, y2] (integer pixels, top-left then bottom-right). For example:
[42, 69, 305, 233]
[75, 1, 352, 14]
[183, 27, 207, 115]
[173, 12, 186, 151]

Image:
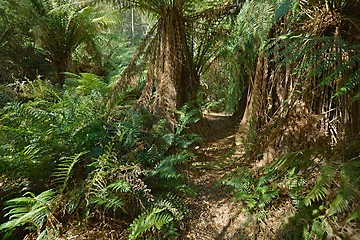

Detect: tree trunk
[138, 5, 199, 127]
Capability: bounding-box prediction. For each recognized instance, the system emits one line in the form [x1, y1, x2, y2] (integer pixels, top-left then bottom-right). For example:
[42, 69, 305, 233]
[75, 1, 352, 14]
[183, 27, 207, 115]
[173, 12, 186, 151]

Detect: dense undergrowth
[219, 0, 360, 238]
[1, 0, 360, 239]
[223, 143, 360, 239]
[0, 75, 202, 239]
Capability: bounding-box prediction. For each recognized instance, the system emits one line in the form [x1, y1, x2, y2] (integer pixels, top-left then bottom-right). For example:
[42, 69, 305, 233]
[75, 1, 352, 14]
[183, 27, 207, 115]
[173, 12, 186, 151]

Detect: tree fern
[270, 34, 360, 99]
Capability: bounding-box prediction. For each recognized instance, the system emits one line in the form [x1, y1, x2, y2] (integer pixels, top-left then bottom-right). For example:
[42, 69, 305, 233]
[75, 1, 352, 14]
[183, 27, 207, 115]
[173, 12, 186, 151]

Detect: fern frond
[345, 205, 360, 223]
[52, 151, 88, 193]
[175, 105, 201, 135]
[152, 151, 193, 179]
[0, 190, 55, 234]
[86, 170, 126, 212]
[328, 159, 360, 216]
[273, 0, 293, 22]
[89, 192, 125, 212]
[153, 194, 188, 221]
[128, 208, 173, 240]
[107, 179, 132, 193]
[328, 194, 349, 217]
[304, 165, 335, 206]
[221, 167, 253, 191]
[333, 68, 360, 98]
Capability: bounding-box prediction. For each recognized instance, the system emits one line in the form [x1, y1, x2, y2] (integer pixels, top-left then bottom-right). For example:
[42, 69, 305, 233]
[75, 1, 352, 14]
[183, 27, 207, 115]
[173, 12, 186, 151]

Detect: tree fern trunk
[138, 5, 199, 127]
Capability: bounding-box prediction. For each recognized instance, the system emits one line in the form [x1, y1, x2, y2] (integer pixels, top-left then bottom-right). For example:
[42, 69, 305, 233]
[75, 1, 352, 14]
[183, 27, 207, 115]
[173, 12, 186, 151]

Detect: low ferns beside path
[0, 77, 201, 239]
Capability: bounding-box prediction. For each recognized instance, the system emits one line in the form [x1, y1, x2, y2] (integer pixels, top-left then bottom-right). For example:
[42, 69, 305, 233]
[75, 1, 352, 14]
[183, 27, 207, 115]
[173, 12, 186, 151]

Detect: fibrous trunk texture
[139, 5, 199, 127]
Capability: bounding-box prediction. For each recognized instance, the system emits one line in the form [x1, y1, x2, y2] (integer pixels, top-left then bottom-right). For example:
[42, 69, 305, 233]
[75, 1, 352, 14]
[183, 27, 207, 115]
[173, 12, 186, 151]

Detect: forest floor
[180, 112, 248, 240]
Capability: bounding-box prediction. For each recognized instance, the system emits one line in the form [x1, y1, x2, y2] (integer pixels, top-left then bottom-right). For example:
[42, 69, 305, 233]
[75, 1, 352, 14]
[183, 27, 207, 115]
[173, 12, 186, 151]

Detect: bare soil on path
[180, 113, 246, 240]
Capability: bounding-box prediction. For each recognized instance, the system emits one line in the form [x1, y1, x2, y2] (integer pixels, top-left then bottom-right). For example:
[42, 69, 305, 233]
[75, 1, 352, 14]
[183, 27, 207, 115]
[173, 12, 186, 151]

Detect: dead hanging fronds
[299, 0, 360, 41]
[106, 0, 237, 127]
[106, 2, 193, 125]
[137, 5, 190, 128]
[239, 0, 360, 165]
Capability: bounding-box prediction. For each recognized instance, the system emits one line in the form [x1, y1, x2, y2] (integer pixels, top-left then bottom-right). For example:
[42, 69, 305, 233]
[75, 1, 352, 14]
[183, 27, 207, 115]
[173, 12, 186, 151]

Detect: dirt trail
[181, 113, 246, 240]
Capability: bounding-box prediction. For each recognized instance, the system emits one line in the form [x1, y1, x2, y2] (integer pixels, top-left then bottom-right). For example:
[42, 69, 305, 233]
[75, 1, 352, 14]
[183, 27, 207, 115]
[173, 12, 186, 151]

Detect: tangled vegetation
[1, 0, 360, 239]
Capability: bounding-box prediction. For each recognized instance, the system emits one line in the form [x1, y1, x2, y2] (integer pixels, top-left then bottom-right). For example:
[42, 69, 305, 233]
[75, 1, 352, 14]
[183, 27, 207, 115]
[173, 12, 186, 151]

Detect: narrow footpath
[181, 113, 246, 240]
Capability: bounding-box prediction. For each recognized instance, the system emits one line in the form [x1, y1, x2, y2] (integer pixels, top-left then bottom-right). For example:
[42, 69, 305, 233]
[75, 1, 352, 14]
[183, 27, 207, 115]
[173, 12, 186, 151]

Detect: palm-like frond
[6, 0, 116, 85]
[107, 0, 240, 125]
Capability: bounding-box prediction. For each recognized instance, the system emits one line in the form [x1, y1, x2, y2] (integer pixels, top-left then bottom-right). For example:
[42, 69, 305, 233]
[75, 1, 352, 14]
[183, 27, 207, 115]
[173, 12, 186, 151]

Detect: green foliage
[52, 151, 88, 193]
[303, 165, 335, 207]
[64, 73, 109, 95]
[213, 0, 295, 113]
[128, 193, 187, 240]
[269, 35, 360, 99]
[0, 190, 56, 239]
[222, 167, 279, 212]
[0, 78, 108, 187]
[0, 0, 119, 84]
[85, 146, 146, 214]
[151, 151, 194, 180]
[0, 74, 199, 238]
[175, 105, 202, 135]
[128, 208, 174, 240]
[226, 147, 360, 239]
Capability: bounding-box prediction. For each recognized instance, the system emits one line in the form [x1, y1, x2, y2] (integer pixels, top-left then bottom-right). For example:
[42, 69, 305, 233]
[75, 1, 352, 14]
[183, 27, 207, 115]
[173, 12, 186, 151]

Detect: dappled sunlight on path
[181, 112, 247, 239]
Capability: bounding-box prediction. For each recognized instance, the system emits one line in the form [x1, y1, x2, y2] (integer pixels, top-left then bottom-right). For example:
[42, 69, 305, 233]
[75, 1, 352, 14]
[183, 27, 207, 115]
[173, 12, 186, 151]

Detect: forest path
[181, 113, 246, 240]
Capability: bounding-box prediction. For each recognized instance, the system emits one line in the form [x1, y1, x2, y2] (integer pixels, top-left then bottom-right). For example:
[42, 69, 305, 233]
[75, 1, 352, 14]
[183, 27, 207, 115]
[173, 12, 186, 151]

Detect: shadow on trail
[200, 113, 239, 143]
[181, 112, 247, 240]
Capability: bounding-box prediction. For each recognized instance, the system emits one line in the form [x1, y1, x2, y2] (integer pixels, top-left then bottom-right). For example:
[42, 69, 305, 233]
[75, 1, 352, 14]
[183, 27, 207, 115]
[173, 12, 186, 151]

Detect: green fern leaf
[345, 205, 360, 223]
[128, 208, 173, 240]
[153, 194, 187, 221]
[0, 190, 55, 233]
[107, 180, 132, 193]
[304, 165, 335, 206]
[152, 151, 193, 179]
[52, 151, 88, 193]
[327, 194, 349, 216]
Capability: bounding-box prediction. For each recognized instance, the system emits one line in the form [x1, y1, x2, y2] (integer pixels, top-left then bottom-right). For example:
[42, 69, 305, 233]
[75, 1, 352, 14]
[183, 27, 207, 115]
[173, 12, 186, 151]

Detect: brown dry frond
[107, 1, 237, 128]
[299, 0, 360, 41]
